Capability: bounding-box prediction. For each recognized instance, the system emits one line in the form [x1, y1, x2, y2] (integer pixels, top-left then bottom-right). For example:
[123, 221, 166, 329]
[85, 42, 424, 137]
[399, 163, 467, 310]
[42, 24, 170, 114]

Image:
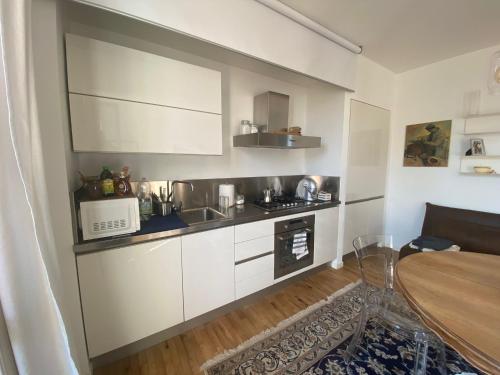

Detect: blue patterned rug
[203, 282, 481, 375]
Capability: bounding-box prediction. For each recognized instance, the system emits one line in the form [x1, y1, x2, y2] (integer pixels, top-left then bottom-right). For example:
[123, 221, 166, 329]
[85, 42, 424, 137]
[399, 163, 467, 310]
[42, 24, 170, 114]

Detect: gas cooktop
[254, 197, 313, 212]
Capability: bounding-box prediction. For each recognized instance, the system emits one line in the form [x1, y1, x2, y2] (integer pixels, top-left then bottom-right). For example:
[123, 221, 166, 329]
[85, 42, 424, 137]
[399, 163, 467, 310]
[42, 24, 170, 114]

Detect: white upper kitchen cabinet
[181, 227, 235, 320]
[314, 207, 339, 266]
[65, 34, 222, 155]
[77, 238, 184, 358]
[66, 34, 221, 114]
[69, 94, 222, 154]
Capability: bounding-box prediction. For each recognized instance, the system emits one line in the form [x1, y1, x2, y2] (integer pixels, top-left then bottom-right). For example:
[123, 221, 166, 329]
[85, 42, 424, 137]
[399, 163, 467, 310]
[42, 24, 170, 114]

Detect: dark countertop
[73, 200, 340, 255]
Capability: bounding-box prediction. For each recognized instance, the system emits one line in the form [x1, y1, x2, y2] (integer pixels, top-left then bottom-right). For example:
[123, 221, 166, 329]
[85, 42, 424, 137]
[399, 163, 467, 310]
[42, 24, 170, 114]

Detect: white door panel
[343, 198, 385, 255]
[346, 101, 390, 202]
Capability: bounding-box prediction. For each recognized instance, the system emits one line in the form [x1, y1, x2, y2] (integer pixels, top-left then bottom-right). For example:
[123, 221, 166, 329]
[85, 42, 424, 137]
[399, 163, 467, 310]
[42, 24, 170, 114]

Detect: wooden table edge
[395, 257, 500, 375]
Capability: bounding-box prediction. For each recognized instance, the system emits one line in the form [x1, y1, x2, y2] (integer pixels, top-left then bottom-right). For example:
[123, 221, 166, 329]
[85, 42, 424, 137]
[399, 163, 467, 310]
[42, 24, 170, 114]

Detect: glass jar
[240, 120, 251, 134]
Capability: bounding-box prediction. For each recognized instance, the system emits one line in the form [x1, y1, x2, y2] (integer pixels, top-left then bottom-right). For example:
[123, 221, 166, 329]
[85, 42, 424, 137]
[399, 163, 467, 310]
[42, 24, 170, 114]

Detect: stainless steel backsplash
[132, 175, 339, 210]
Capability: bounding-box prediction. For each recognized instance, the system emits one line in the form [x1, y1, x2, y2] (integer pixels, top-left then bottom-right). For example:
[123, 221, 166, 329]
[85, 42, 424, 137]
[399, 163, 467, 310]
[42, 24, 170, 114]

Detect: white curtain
[0, 0, 78, 374]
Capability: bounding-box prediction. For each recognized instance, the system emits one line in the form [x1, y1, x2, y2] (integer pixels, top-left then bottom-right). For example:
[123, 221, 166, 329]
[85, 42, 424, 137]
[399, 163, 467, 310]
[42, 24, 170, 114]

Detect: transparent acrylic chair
[344, 234, 446, 375]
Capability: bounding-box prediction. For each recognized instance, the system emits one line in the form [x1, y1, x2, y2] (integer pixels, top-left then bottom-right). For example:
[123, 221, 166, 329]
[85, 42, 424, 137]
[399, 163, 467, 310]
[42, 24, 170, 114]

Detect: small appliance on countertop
[218, 184, 235, 207]
[79, 197, 141, 241]
[296, 177, 318, 201]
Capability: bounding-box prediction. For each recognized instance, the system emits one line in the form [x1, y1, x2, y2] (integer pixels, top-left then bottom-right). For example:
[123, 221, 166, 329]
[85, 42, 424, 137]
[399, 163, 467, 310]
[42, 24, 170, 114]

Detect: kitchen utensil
[296, 177, 318, 201]
[154, 201, 172, 216]
[263, 188, 272, 203]
[160, 186, 168, 202]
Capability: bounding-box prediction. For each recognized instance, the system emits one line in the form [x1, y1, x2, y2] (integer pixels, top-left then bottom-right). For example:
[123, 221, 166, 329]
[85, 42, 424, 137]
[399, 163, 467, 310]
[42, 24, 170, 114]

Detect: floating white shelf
[460, 172, 500, 177]
[461, 155, 500, 160]
[464, 114, 500, 134]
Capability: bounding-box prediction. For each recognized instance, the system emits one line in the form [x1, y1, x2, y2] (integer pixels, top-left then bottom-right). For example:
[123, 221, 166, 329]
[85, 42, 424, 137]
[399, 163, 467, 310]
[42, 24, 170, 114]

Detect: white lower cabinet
[314, 207, 339, 266]
[76, 207, 341, 357]
[235, 254, 274, 299]
[77, 238, 184, 358]
[181, 227, 235, 320]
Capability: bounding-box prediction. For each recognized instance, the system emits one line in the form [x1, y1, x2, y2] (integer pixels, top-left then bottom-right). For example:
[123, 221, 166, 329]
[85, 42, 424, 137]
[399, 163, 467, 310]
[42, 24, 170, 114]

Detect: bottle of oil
[137, 178, 152, 221]
[100, 166, 115, 196]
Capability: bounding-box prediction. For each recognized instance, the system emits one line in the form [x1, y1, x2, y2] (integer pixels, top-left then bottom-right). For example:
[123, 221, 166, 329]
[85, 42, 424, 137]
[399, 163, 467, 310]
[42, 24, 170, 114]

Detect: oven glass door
[274, 227, 314, 279]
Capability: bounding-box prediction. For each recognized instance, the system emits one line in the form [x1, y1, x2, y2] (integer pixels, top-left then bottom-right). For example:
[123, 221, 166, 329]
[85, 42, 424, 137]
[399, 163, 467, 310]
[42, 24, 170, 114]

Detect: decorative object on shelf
[473, 166, 495, 174]
[471, 138, 486, 155]
[488, 50, 500, 95]
[403, 120, 451, 167]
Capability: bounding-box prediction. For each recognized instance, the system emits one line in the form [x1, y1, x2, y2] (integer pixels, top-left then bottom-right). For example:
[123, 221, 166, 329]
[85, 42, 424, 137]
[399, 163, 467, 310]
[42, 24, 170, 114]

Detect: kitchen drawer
[235, 219, 274, 243]
[235, 254, 274, 299]
[235, 235, 274, 262]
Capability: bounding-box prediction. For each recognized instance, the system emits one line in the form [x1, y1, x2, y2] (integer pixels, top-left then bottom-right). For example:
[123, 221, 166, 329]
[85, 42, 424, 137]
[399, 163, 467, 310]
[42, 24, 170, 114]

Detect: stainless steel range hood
[233, 91, 321, 149]
[233, 133, 321, 148]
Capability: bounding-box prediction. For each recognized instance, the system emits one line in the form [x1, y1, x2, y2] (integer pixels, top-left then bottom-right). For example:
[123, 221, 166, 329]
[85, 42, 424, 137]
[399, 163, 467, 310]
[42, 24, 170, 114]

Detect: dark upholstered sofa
[399, 203, 500, 259]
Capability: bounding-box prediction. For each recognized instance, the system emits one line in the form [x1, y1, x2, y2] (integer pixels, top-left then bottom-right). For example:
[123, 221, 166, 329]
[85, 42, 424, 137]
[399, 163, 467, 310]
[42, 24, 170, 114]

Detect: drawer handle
[235, 251, 274, 265]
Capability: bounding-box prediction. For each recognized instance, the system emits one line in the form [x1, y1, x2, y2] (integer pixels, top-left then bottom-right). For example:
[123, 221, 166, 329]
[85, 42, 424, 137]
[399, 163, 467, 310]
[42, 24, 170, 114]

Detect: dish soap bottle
[137, 178, 152, 221]
[100, 166, 115, 196]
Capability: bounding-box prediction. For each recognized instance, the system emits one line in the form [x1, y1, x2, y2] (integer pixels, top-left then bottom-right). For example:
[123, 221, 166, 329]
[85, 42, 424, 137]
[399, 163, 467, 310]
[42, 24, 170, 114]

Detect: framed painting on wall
[403, 120, 452, 167]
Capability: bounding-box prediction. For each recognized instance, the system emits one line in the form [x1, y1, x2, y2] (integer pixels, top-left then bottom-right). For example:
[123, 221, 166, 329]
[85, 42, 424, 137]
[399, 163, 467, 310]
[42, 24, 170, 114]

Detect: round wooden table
[395, 251, 500, 374]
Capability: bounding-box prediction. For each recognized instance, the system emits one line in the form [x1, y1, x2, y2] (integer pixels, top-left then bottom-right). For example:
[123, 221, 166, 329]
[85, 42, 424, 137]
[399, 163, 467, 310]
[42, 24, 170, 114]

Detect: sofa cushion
[421, 203, 500, 256]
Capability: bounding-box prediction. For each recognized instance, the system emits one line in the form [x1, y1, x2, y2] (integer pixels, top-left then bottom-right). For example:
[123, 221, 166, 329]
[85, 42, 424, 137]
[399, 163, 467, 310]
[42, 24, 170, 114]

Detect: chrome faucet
[168, 180, 194, 212]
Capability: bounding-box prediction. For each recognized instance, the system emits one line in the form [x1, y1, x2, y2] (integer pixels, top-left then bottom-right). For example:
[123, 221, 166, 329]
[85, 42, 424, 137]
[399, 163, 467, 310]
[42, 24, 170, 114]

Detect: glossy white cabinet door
[314, 207, 339, 266]
[69, 94, 222, 155]
[77, 238, 184, 358]
[343, 198, 385, 255]
[346, 100, 390, 202]
[182, 227, 235, 320]
[66, 34, 221, 114]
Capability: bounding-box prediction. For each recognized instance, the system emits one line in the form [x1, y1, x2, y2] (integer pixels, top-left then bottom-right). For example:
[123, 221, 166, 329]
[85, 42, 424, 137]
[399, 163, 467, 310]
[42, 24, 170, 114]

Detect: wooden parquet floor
[94, 255, 364, 375]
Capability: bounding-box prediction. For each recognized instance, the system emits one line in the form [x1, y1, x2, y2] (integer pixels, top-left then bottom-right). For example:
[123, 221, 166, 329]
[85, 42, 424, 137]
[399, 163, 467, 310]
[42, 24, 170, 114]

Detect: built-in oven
[274, 215, 315, 279]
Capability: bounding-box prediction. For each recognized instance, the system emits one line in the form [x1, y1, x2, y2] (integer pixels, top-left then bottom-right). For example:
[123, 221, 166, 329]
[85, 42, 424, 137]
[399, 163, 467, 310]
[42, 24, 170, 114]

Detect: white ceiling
[280, 0, 500, 73]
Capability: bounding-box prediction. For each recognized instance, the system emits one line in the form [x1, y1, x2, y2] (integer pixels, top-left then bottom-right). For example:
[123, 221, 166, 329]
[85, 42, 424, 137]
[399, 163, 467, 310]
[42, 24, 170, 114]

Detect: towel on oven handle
[292, 232, 308, 258]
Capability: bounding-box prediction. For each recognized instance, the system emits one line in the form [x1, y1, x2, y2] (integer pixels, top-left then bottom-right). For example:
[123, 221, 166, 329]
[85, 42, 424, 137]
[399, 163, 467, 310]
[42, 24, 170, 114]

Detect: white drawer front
[235, 254, 274, 298]
[235, 219, 274, 243]
[235, 235, 274, 262]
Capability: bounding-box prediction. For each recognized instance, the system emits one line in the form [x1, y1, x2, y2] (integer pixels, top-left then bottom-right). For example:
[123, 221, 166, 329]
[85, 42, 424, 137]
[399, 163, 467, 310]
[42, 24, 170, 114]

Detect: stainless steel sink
[178, 207, 226, 225]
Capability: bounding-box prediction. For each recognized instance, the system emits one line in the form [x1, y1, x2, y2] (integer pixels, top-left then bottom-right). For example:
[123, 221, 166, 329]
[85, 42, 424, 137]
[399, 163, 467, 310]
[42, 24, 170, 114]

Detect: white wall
[31, 0, 90, 373]
[65, 8, 346, 183]
[386, 44, 500, 248]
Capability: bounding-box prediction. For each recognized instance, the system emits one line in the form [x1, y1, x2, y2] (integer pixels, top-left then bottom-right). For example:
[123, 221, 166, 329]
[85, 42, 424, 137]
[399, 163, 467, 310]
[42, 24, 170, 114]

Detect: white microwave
[79, 197, 140, 240]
